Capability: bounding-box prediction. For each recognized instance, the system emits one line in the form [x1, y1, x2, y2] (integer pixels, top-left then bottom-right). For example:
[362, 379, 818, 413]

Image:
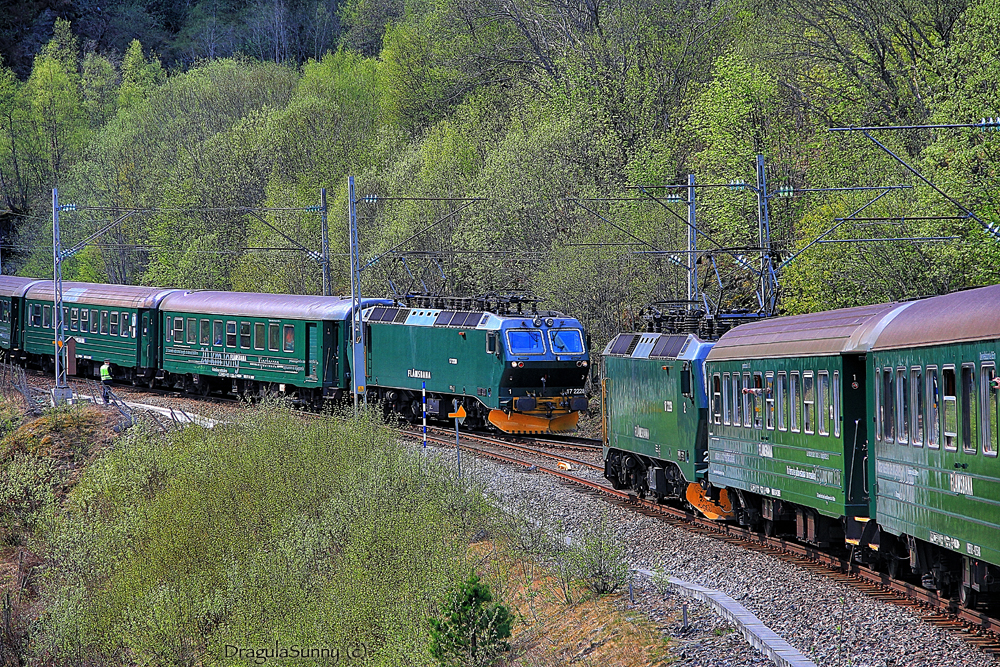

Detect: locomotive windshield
[506, 329, 545, 354]
[549, 329, 584, 354]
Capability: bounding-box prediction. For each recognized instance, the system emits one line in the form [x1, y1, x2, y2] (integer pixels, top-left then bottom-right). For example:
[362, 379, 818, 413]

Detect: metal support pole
[687, 174, 697, 308]
[755, 155, 777, 316]
[422, 381, 427, 448]
[348, 177, 366, 412]
[52, 189, 71, 404]
[320, 188, 331, 296]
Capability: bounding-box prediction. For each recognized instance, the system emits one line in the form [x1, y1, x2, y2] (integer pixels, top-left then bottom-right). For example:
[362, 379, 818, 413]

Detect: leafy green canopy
[34, 405, 490, 666]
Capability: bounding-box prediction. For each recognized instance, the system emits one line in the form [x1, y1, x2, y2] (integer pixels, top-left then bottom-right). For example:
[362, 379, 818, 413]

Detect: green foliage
[429, 574, 513, 667]
[569, 511, 629, 596]
[33, 405, 491, 666]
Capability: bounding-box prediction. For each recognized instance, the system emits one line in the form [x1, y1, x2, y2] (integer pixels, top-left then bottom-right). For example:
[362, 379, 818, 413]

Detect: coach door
[306, 323, 318, 380]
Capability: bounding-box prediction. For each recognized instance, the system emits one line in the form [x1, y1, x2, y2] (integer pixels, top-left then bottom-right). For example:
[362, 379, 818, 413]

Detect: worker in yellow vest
[100, 360, 112, 404]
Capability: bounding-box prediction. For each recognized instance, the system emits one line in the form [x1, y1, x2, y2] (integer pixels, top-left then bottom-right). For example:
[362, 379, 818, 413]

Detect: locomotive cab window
[926, 367, 940, 449]
[110, 312, 119, 336]
[982, 363, 998, 457]
[486, 331, 497, 354]
[803, 371, 815, 434]
[723, 373, 731, 425]
[268, 323, 279, 351]
[226, 321, 237, 347]
[506, 329, 545, 355]
[765, 372, 775, 430]
[961, 363, 977, 454]
[943, 367, 957, 451]
[911, 368, 923, 446]
[200, 320, 210, 345]
[549, 329, 584, 354]
[283, 325, 295, 352]
[777, 372, 788, 431]
[790, 371, 800, 432]
[187, 318, 197, 344]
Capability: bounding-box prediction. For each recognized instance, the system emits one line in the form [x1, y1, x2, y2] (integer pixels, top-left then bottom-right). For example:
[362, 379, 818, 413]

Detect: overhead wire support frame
[829, 120, 1000, 240]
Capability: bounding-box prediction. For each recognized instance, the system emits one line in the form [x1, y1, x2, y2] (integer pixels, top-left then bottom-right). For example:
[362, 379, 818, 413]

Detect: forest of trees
[1, 0, 998, 347]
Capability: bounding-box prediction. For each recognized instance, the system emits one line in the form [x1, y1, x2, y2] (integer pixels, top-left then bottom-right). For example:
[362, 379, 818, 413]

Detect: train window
[63, 307, 69, 329]
[186, 318, 197, 344]
[240, 322, 251, 348]
[254, 323, 265, 350]
[911, 368, 923, 446]
[874, 368, 882, 441]
[803, 372, 815, 434]
[943, 367, 957, 451]
[200, 320, 210, 345]
[101, 311, 110, 335]
[882, 369, 895, 442]
[833, 371, 840, 438]
[777, 372, 788, 431]
[742, 372, 752, 427]
[732, 373, 743, 426]
[268, 323, 279, 351]
[132, 313, 137, 338]
[120, 312, 128, 337]
[171, 317, 183, 342]
[982, 364, 998, 457]
[29, 304, 39, 327]
[507, 330, 545, 355]
[91, 310, 99, 333]
[723, 373, 731, 425]
[926, 367, 940, 449]
[896, 368, 908, 445]
[214, 321, 223, 346]
[961, 364, 977, 454]
[790, 372, 800, 432]
[818, 371, 829, 436]
[110, 312, 119, 336]
[226, 321, 237, 347]
[70, 308, 78, 331]
[80, 309, 89, 332]
[712, 374, 722, 424]
[283, 325, 295, 352]
[43, 305, 51, 328]
[487, 331, 497, 354]
[765, 372, 775, 430]
[752, 372, 763, 429]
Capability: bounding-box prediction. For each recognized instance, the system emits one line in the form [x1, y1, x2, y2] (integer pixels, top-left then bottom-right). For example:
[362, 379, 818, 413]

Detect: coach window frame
[200, 320, 211, 345]
[765, 372, 775, 430]
[732, 372, 742, 427]
[268, 323, 280, 351]
[982, 362, 998, 457]
[43, 305, 51, 329]
[711, 373, 722, 424]
[185, 318, 196, 344]
[961, 363, 977, 454]
[777, 371, 788, 431]
[283, 324, 295, 352]
[911, 367, 923, 446]
[80, 309, 89, 333]
[790, 371, 801, 432]
[803, 371, 815, 435]
[818, 371, 830, 436]
[742, 372, 752, 427]
[723, 372, 731, 425]
[896, 367, 909, 445]
[833, 370, 841, 438]
[926, 366, 940, 449]
[254, 322, 265, 351]
[90, 310, 99, 333]
[213, 320, 223, 346]
[882, 368, 895, 443]
[110, 312, 119, 337]
[70, 308, 78, 331]
[942, 365, 958, 451]
[226, 321, 237, 348]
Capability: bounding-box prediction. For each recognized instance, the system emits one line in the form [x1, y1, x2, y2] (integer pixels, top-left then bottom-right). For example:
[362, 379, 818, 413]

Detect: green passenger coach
[704, 303, 907, 544]
[156, 291, 391, 403]
[0, 276, 39, 353]
[868, 285, 1000, 606]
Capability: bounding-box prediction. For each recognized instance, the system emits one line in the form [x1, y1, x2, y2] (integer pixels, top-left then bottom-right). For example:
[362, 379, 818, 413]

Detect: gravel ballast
[434, 446, 998, 667]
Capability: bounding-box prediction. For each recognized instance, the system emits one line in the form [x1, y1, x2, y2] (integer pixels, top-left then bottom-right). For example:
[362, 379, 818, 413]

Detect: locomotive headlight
[532, 317, 542, 327]
[511, 362, 518, 367]
[582, 360, 587, 367]
[544, 317, 554, 327]
[576, 360, 588, 367]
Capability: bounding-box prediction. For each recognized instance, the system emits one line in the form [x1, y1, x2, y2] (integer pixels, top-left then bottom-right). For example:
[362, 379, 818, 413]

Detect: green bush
[33, 404, 493, 666]
[429, 574, 513, 667]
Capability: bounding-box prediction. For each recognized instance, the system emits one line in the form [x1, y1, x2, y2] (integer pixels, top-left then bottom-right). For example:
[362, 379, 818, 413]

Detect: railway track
[405, 426, 1000, 658]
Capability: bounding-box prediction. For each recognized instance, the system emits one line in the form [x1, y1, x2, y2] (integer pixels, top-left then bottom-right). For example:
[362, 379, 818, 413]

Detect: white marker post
[449, 400, 467, 478]
[422, 381, 427, 448]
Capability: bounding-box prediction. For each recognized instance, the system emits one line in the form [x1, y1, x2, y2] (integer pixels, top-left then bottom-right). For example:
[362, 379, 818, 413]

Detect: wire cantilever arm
[362, 200, 478, 271]
[62, 211, 138, 259]
[243, 209, 321, 261]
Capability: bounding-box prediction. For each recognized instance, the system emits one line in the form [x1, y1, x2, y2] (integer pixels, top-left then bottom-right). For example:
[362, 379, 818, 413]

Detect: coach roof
[0, 276, 44, 298]
[25, 281, 180, 309]
[160, 291, 392, 320]
[872, 283, 1000, 351]
[707, 301, 913, 361]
